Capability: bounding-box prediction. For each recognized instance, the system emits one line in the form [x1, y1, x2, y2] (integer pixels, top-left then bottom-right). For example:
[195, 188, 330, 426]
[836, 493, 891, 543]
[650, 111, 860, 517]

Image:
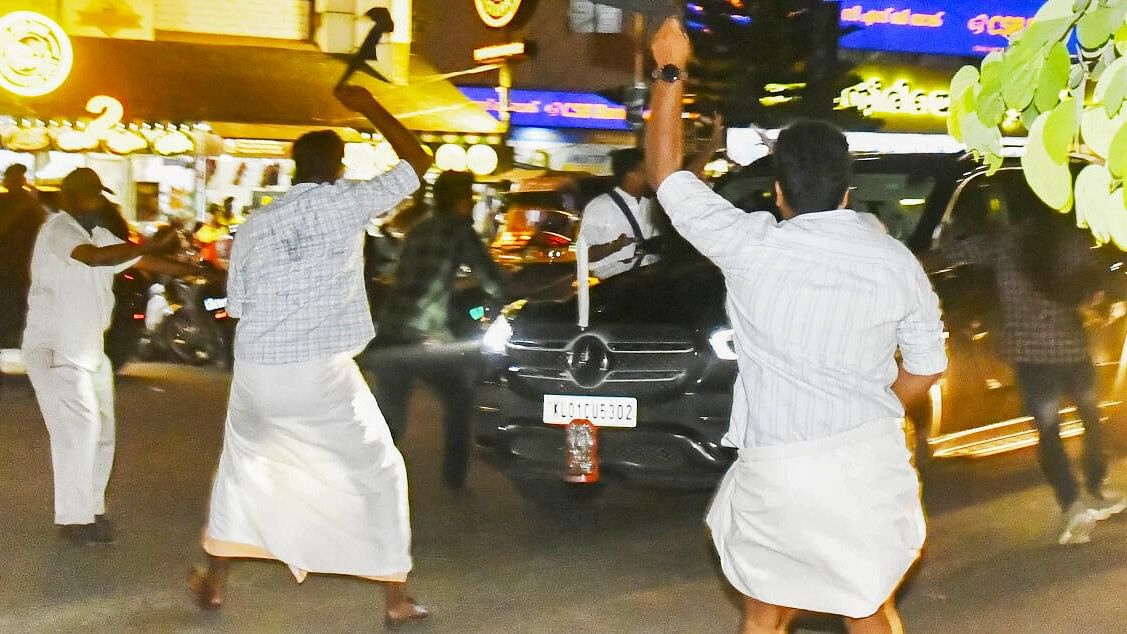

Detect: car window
[938, 170, 1016, 244]
[722, 173, 937, 244]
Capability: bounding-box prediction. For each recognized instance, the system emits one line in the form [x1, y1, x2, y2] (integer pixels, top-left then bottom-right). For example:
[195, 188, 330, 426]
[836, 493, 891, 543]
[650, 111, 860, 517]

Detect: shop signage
[473, 41, 527, 64]
[1, 94, 195, 156]
[474, 0, 524, 28]
[835, 77, 950, 118]
[838, 1, 1044, 57]
[0, 11, 73, 97]
[459, 86, 629, 131]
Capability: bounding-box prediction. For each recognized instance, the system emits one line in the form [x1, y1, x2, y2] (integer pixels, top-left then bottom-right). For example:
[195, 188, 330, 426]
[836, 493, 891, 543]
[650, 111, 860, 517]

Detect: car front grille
[505, 326, 697, 396]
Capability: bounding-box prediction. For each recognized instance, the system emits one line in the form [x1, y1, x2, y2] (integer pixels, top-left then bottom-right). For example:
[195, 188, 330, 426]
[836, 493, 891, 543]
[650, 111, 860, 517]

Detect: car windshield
[722, 173, 939, 245]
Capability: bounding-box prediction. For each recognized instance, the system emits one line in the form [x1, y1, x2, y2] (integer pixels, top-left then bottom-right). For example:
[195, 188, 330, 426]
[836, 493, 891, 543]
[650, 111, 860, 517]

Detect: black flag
[336, 7, 396, 86]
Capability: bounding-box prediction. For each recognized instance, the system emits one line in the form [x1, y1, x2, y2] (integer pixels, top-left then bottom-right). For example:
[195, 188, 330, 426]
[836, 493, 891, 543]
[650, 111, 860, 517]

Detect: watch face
[661, 64, 681, 82]
[474, 0, 523, 27]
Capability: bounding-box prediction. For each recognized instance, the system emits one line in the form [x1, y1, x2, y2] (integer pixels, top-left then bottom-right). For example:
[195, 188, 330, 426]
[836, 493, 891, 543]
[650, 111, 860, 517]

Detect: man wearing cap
[22, 167, 189, 545]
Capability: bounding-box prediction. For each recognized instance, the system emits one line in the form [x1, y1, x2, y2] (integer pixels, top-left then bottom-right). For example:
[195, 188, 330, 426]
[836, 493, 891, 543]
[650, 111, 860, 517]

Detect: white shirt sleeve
[655, 171, 775, 269]
[897, 258, 948, 376]
[90, 226, 141, 273]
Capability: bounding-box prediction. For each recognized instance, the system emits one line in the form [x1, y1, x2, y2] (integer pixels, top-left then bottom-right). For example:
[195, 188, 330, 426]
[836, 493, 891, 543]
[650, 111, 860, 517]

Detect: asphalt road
[3, 363, 1127, 633]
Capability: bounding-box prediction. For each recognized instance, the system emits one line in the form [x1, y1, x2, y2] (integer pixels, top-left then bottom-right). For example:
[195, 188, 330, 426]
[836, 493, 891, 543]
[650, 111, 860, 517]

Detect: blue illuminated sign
[458, 86, 630, 130]
[838, 1, 1045, 57]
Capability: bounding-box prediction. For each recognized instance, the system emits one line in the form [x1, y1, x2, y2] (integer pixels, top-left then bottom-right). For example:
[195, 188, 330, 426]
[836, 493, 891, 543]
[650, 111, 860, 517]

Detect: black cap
[61, 167, 114, 197]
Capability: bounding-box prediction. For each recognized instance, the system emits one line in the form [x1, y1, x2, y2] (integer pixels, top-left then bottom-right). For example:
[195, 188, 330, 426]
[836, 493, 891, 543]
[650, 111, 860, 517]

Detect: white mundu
[203, 353, 411, 582]
[23, 212, 138, 525]
[202, 160, 420, 582]
[656, 171, 947, 618]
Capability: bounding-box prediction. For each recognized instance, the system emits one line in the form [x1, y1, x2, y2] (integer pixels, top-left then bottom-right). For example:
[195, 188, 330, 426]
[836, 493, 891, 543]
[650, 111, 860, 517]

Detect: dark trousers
[364, 335, 474, 487]
[1015, 361, 1107, 510]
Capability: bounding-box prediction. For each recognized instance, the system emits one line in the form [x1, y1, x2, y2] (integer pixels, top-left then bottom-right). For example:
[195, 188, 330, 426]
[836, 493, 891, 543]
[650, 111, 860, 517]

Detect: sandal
[384, 599, 429, 628]
[187, 566, 223, 610]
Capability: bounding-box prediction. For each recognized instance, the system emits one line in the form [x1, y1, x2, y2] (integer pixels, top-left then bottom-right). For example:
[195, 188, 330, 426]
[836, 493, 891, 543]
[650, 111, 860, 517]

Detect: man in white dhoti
[23, 168, 189, 545]
[189, 84, 433, 625]
[646, 20, 947, 634]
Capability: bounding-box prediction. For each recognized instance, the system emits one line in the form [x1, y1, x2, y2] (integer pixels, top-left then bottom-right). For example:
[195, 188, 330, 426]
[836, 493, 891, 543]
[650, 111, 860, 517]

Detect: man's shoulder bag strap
[606, 190, 645, 270]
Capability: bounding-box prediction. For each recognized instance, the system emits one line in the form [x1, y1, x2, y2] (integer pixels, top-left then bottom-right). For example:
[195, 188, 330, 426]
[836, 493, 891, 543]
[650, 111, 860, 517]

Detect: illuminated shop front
[0, 9, 503, 221]
[458, 86, 635, 175]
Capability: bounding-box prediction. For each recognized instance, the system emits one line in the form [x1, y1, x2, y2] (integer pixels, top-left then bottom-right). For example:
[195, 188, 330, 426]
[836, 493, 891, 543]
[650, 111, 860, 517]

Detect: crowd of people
[2, 16, 1124, 633]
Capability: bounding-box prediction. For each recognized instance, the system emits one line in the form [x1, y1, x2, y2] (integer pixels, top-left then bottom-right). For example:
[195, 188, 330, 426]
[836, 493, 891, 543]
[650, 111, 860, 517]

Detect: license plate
[543, 394, 637, 428]
[203, 297, 228, 311]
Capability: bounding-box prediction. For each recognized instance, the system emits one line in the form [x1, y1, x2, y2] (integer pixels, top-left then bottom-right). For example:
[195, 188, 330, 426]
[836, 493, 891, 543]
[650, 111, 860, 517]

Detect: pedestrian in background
[930, 187, 1125, 545]
[190, 84, 433, 627]
[22, 168, 188, 545]
[0, 164, 46, 350]
[647, 18, 946, 633]
[366, 169, 506, 489]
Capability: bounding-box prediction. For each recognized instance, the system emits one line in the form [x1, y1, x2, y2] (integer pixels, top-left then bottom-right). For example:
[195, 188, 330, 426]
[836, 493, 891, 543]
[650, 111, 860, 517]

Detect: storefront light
[435, 143, 468, 171]
[0, 11, 73, 97]
[466, 144, 499, 176]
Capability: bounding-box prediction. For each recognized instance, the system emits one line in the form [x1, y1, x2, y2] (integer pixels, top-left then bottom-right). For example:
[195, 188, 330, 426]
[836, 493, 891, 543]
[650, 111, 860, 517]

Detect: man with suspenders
[578, 148, 662, 279]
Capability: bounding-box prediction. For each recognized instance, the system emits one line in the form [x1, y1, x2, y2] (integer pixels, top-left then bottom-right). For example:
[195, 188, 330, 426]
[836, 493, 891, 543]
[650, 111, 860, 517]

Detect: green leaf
[1109, 121, 1127, 178]
[1035, 0, 1080, 22]
[1095, 55, 1127, 117]
[1043, 98, 1080, 159]
[1117, 23, 1127, 55]
[1022, 112, 1074, 211]
[980, 51, 1005, 95]
[1075, 164, 1127, 247]
[1078, 3, 1117, 49]
[1022, 102, 1043, 130]
[1003, 52, 1045, 111]
[949, 65, 980, 102]
[947, 66, 980, 141]
[1035, 42, 1072, 112]
[961, 109, 1003, 157]
[977, 89, 1007, 127]
[1080, 107, 1127, 158]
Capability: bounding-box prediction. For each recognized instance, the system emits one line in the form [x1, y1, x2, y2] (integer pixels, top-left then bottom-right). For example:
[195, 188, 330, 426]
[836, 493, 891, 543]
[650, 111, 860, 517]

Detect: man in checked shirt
[367, 169, 505, 489]
[190, 85, 433, 626]
[931, 187, 1126, 546]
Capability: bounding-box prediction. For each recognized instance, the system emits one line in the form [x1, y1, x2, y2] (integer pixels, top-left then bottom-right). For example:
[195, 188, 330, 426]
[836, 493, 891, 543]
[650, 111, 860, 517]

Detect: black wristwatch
[652, 64, 687, 83]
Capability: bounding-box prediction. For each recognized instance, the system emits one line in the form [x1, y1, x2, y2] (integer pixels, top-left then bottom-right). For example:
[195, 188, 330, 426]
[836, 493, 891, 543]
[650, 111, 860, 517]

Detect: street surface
[2, 363, 1127, 633]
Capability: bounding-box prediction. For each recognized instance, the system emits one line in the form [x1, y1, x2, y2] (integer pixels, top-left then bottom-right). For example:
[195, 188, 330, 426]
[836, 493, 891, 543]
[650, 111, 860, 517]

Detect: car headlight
[709, 328, 738, 361]
[482, 315, 513, 354]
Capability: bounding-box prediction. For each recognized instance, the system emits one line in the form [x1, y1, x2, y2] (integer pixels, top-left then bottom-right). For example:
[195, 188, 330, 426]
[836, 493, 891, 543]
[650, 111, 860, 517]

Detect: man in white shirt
[189, 85, 433, 627]
[23, 168, 186, 545]
[647, 19, 946, 634]
[578, 148, 662, 279]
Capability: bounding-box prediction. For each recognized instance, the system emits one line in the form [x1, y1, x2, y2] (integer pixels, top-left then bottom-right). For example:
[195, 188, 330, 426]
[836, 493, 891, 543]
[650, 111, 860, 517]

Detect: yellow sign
[474, 0, 523, 28]
[0, 11, 73, 97]
[835, 77, 950, 118]
[473, 41, 526, 63]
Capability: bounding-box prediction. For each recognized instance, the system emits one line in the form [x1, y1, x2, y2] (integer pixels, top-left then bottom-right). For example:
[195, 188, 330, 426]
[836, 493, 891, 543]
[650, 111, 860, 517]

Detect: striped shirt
[228, 161, 419, 365]
[657, 171, 947, 448]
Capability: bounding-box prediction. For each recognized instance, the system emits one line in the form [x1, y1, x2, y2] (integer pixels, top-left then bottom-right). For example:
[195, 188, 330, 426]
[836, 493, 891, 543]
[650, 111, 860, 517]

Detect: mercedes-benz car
[471, 153, 1127, 502]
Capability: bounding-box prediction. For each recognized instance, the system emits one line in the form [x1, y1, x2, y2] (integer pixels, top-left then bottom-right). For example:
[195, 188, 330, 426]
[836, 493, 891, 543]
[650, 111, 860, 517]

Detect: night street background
[3, 363, 1127, 633]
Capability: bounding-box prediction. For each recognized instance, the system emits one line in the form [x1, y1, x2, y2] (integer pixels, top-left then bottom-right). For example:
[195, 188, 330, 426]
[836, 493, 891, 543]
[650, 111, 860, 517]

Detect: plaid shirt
[376, 212, 504, 343]
[940, 231, 1092, 363]
[228, 161, 419, 364]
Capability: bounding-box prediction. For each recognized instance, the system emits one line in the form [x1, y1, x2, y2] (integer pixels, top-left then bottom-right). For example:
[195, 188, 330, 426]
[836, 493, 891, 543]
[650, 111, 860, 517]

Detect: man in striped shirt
[647, 19, 946, 633]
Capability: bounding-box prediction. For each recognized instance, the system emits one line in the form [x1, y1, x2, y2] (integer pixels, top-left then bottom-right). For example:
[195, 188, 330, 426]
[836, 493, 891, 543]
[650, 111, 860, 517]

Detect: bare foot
[188, 566, 223, 610]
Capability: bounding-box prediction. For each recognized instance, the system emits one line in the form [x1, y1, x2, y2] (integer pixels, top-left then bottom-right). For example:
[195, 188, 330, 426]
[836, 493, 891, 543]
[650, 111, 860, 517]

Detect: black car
[472, 153, 1127, 501]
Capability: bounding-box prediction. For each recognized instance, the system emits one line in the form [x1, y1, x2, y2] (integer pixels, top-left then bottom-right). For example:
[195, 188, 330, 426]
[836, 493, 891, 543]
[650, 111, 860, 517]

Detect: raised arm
[335, 84, 433, 179]
[645, 18, 691, 189]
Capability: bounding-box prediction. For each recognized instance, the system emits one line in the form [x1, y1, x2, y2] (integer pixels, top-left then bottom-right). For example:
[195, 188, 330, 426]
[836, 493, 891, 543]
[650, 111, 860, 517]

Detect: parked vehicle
[472, 153, 1127, 503]
[106, 262, 231, 371]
